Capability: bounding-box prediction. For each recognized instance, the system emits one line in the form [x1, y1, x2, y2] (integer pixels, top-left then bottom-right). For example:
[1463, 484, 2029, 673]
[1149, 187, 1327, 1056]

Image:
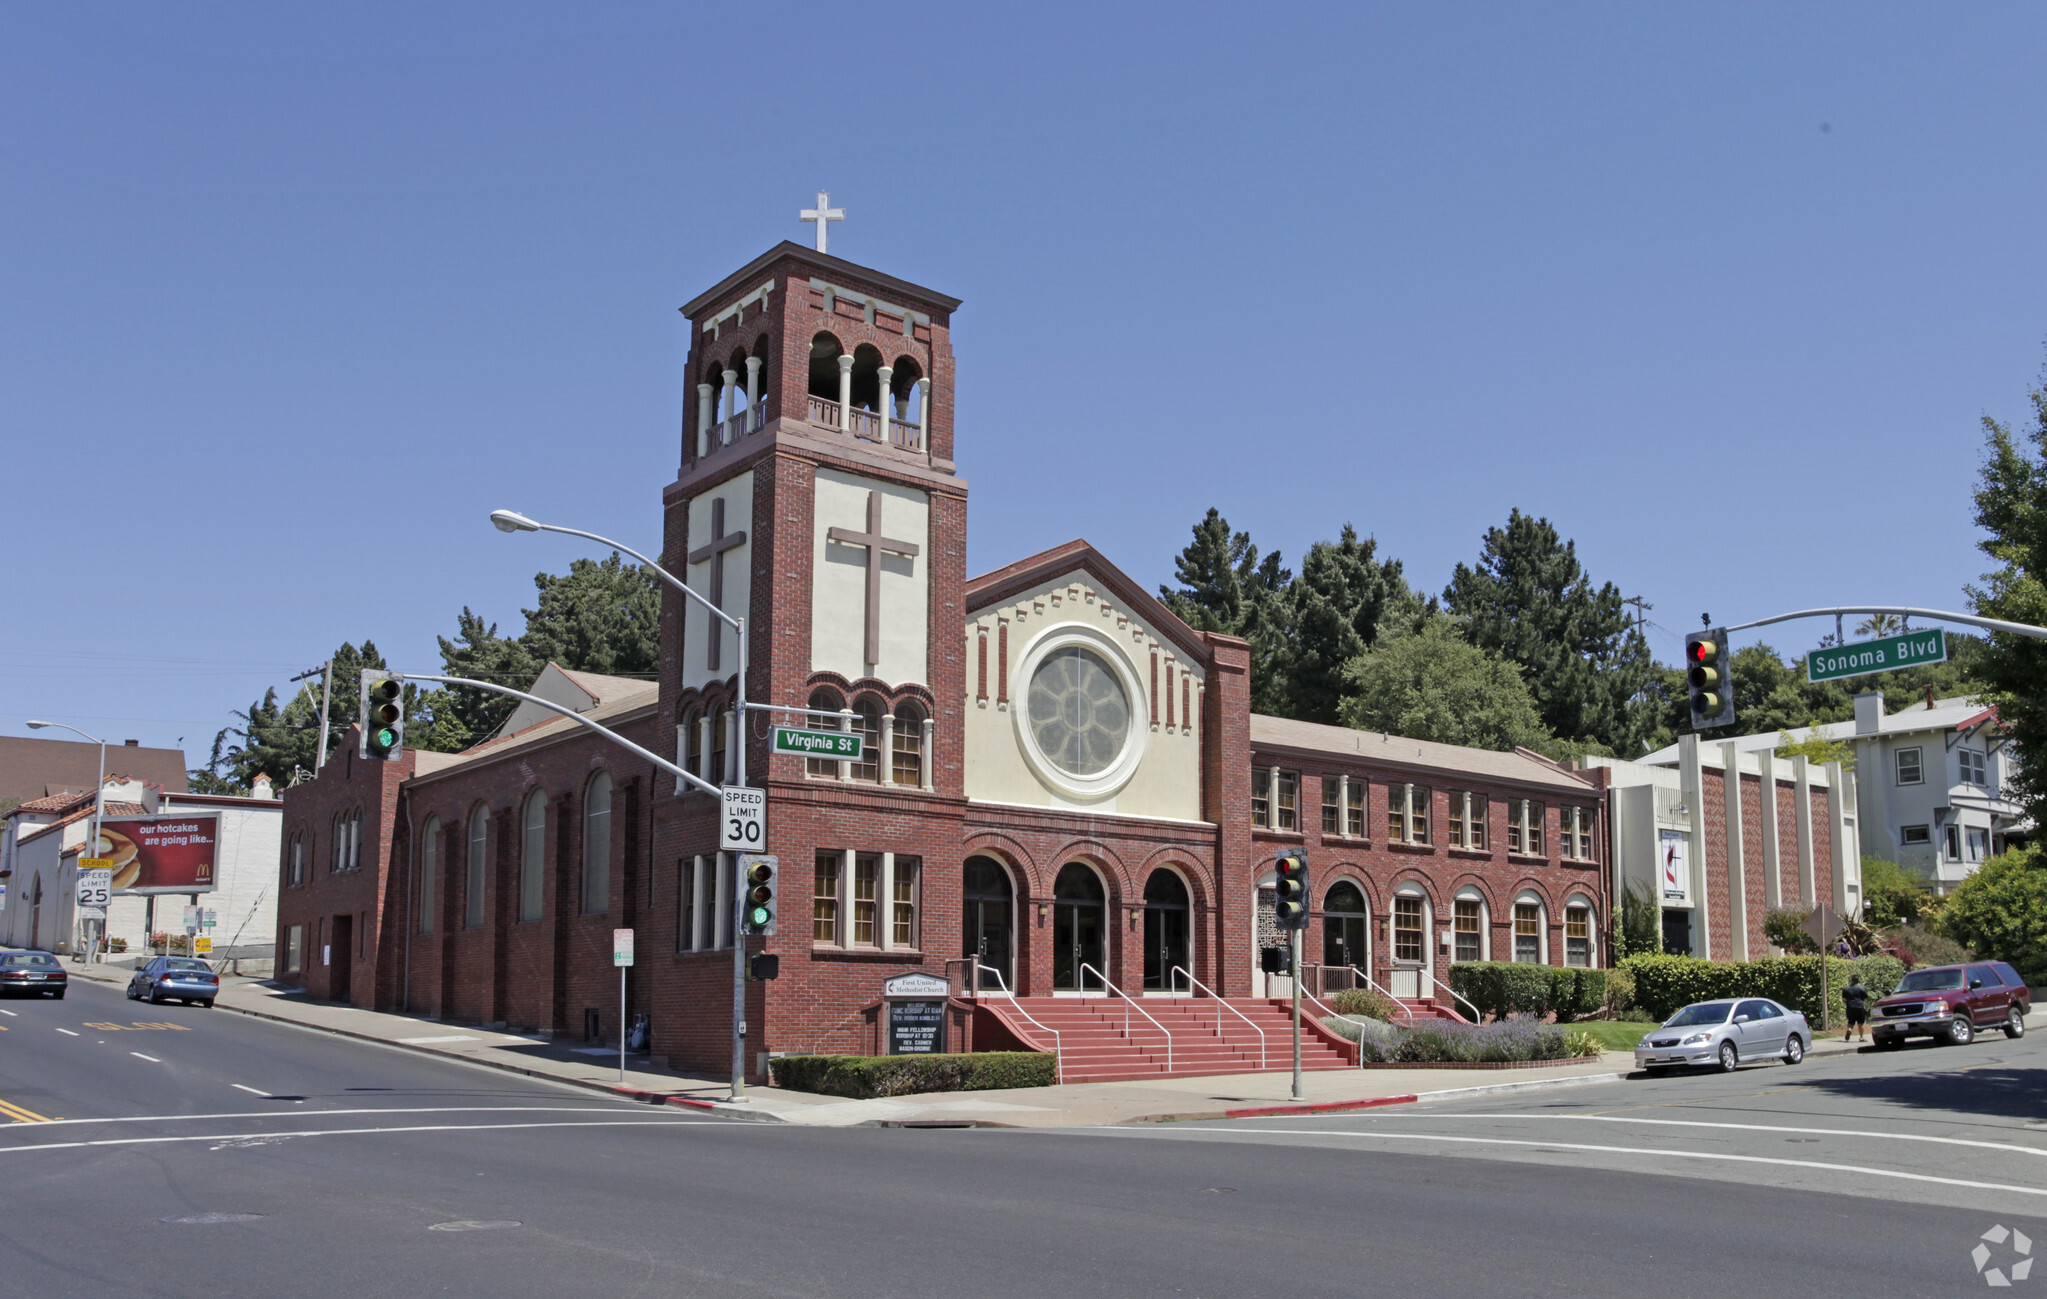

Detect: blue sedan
[126, 956, 219, 1007]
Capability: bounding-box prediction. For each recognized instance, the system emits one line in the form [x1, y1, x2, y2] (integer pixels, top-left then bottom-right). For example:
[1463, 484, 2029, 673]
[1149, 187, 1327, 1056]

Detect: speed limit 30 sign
[719, 785, 766, 852]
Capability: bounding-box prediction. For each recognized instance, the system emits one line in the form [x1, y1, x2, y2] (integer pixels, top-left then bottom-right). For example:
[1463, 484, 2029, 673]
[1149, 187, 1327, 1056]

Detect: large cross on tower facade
[687, 496, 747, 671]
[826, 489, 919, 670]
[799, 191, 844, 253]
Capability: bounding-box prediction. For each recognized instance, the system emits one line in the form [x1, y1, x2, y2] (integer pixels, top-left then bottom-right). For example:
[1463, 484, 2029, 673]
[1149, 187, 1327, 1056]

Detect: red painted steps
[978, 996, 1360, 1083]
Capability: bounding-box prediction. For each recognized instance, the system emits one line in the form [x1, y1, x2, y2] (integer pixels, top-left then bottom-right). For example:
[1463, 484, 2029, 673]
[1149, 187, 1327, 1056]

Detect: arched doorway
[29, 873, 43, 950]
[1322, 880, 1368, 981]
[1052, 863, 1105, 992]
[1142, 869, 1189, 991]
[962, 857, 1014, 992]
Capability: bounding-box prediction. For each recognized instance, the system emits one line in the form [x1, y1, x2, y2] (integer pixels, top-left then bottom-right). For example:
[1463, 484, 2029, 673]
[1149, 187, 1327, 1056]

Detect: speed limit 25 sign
[719, 785, 766, 852]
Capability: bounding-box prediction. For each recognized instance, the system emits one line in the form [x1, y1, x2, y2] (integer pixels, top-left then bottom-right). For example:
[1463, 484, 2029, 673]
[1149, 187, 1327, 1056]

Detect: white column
[879, 852, 896, 952]
[1756, 749, 1781, 915]
[920, 717, 935, 791]
[697, 716, 713, 782]
[725, 709, 739, 781]
[744, 356, 762, 429]
[1826, 760, 1857, 917]
[697, 383, 714, 456]
[839, 708, 855, 782]
[1338, 778, 1351, 838]
[876, 365, 893, 444]
[1720, 741, 1747, 960]
[1792, 755, 1817, 908]
[714, 854, 731, 950]
[720, 369, 738, 440]
[691, 855, 706, 950]
[837, 355, 853, 430]
[878, 713, 895, 786]
[918, 380, 931, 451]
[1679, 734, 1710, 959]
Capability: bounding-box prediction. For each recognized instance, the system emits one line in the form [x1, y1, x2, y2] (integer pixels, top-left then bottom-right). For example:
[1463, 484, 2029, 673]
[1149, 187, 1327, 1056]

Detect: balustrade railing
[799, 394, 922, 452]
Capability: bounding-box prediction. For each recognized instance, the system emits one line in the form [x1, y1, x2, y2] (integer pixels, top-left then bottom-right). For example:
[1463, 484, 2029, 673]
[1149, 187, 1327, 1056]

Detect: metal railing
[1296, 986, 1361, 1068]
[1079, 963, 1172, 1074]
[1169, 965, 1265, 1070]
[1345, 965, 1418, 1027]
[1429, 970, 1483, 1023]
[950, 959, 1063, 1083]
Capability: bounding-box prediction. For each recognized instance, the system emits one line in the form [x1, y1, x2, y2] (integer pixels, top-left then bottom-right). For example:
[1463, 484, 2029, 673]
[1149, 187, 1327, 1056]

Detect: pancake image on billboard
[98, 813, 220, 894]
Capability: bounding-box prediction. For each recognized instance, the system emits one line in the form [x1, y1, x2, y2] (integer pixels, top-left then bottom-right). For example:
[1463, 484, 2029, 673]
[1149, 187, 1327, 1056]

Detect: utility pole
[290, 663, 334, 772]
[1622, 595, 1651, 642]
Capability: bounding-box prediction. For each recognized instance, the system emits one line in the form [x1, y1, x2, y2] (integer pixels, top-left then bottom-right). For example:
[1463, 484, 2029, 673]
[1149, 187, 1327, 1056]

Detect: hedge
[769, 1052, 1056, 1098]
[1621, 953, 1907, 1025]
[1447, 963, 1608, 1022]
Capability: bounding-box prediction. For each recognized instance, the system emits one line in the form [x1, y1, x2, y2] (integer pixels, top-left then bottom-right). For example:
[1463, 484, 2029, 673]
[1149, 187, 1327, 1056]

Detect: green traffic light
[748, 906, 770, 928]
[372, 727, 398, 750]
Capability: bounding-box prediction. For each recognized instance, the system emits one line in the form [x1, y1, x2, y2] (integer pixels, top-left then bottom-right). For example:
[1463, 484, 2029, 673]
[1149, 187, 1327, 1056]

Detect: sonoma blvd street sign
[1807, 628, 1946, 683]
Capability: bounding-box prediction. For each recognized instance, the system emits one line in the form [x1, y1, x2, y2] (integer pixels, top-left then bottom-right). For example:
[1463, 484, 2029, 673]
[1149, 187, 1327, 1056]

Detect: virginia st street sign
[1807, 628, 1946, 683]
[771, 726, 863, 760]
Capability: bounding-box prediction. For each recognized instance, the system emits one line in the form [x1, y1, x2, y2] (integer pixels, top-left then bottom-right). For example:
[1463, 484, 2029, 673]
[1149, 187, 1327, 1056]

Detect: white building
[1641, 691, 2023, 894]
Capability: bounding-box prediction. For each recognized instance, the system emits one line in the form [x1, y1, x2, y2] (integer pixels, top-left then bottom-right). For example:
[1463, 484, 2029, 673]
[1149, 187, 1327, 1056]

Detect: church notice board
[883, 972, 949, 1055]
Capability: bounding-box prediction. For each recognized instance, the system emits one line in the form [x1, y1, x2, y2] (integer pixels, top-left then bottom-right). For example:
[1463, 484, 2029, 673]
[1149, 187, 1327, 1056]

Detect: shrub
[1849, 953, 1906, 1000]
[1861, 856, 1930, 928]
[1879, 923, 1974, 969]
[1321, 1015, 1402, 1059]
[1390, 1015, 1578, 1064]
[1763, 907, 1819, 954]
[1448, 962, 1555, 1021]
[1619, 952, 1863, 1024]
[1603, 966, 1636, 1016]
[1937, 846, 2047, 984]
[1329, 986, 1402, 1021]
[769, 1052, 1056, 1098]
[1549, 967, 1606, 1022]
[1564, 1029, 1604, 1059]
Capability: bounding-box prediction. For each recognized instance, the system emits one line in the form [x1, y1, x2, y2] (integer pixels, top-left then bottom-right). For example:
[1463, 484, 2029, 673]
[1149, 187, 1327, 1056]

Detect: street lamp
[26, 720, 104, 962]
[488, 508, 752, 1101]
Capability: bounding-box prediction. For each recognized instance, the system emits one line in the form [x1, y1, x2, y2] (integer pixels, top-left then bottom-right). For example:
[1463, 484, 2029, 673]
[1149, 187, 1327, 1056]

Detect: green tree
[1442, 510, 1655, 754]
[1159, 508, 1294, 715]
[1859, 856, 1929, 928]
[1775, 721, 1856, 769]
[408, 610, 543, 753]
[1336, 615, 1553, 751]
[1655, 636, 1988, 749]
[1283, 524, 1411, 724]
[519, 554, 662, 678]
[1970, 376, 2047, 822]
[1938, 845, 2047, 984]
[192, 640, 390, 791]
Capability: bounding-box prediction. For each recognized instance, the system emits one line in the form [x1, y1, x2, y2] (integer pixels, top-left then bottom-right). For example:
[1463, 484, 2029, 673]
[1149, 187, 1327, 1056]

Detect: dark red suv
[1871, 961, 2031, 1047]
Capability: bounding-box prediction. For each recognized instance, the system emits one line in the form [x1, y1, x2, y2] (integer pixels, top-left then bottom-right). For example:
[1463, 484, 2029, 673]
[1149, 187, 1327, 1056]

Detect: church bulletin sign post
[883, 973, 950, 1055]
[1807, 629, 1946, 684]
[771, 726, 863, 761]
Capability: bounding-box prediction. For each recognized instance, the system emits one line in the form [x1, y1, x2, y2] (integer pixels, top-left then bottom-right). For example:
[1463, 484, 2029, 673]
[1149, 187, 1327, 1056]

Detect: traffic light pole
[1291, 927, 1303, 1101]
[1720, 605, 2047, 640]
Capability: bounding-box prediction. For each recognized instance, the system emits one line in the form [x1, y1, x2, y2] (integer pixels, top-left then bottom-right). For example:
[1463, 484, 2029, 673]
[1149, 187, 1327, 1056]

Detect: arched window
[287, 834, 304, 888]
[682, 708, 701, 779]
[417, 815, 439, 934]
[850, 695, 883, 783]
[1052, 862, 1107, 991]
[583, 772, 612, 915]
[710, 707, 727, 785]
[520, 791, 547, 923]
[1453, 889, 1488, 963]
[1513, 893, 1546, 965]
[1142, 869, 1190, 991]
[1323, 880, 1368, 973]
[807, 687, 844, 778]
[808, 331, 846, 401]
[848, 344, 884, 412]
[330, 813, 344, 874]
[893, 700, 925, 786]
[1564, 896, 1595, 968]
[465, 804, 488, 929]
[348, 810, 361, 871]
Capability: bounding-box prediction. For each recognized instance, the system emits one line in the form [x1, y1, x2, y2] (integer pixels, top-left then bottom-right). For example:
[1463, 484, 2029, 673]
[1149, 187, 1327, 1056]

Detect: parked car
[0, 950, 68, 999]
[126, 956, 219, 1007]
[1871, 961, 2030, 1047]
[1634, 997, 1811, 1073]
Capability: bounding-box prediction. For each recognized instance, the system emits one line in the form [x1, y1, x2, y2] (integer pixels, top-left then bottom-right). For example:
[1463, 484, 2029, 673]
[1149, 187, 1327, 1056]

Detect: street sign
[1807, 628, 1946, 683]
[79, 856, 115, 872]
[77, 907, 106, 920]
[1801, 903, 1840, 949]
[613, 928, 634, 967]
[77, 869, 112, 909]
[195, 937, 212, 955]
[182, 904, 201, 935]
[771, 726, 863, 760]
[719, 785, 766, 851]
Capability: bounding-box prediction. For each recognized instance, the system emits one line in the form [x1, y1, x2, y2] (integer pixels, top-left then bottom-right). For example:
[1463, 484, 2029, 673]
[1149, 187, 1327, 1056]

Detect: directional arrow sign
[1808, 629, 1946, 684]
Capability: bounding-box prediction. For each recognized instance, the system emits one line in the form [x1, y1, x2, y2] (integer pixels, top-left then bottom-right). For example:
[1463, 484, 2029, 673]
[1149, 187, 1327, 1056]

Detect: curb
[1132, 1070, 1627, 1124]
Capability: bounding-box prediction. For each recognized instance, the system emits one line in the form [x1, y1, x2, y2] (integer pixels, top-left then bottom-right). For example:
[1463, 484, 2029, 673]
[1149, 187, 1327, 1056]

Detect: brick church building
[276, 235, 1624, 1082]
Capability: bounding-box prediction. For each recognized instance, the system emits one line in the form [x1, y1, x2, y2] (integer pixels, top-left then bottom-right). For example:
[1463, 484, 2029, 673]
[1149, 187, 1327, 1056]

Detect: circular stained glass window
[1027, 646, 1130, 777]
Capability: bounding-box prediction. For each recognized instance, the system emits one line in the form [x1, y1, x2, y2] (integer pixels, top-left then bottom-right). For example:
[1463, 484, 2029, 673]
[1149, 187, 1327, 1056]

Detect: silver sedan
[1634, 997, 1811, 1073]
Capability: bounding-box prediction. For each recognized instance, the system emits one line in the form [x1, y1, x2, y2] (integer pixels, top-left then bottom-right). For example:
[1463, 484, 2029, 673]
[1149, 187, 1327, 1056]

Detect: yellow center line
[0, 1098, 55, 1124]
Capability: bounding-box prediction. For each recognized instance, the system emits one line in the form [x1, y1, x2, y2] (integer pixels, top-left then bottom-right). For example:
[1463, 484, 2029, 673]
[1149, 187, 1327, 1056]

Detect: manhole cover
[429, 1220, 522, 1232]
[162, 1212, 265, 1224]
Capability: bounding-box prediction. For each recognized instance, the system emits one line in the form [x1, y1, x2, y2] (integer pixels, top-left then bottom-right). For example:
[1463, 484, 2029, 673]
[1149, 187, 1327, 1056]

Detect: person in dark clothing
[1843, 974, 1871, 1042]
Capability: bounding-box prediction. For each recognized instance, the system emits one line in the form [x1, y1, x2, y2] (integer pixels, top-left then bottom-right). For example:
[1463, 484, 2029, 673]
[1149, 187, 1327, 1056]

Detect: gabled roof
[1250, 715, 1598, 794]
[965, 539, 1216, 663]
[680, 240, 962, 319]
[408, 679, 661, 787]
[22, 801, 150, 845]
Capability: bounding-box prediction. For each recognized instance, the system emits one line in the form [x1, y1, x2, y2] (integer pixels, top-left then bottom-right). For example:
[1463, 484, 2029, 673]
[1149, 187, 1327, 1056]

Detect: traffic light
[740, 855, 777, 935]
[1685, 629, 1735, 730]
[359, 671, 404, 761]
[1273, 850, 1309, 930]
[748, 952, 781, 981]
[1260, 945, 1292, 975]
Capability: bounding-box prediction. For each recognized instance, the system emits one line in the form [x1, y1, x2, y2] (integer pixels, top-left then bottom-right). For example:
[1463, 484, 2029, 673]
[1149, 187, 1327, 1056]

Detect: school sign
[1807, 628, 1947, 684]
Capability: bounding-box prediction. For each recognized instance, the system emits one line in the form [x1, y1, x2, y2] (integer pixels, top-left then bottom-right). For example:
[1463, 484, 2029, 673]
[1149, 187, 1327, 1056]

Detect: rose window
[1026, 646, 1130, 776]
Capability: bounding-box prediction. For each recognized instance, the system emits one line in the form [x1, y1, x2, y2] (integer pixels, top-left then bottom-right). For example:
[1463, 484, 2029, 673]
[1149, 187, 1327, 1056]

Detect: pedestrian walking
[1843, 974, 1871, 1042]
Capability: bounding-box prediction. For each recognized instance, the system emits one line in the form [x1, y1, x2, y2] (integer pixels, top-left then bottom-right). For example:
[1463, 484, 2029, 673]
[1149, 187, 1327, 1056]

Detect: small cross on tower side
[799, 191, 845, 253]
[826, 489, 919, 670]
[687, 497, 747, 672]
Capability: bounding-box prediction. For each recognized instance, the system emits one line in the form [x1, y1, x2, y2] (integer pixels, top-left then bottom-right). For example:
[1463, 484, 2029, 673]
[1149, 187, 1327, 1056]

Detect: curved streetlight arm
[398, 673, 719, 797]
[496, 514, 737, 632]
[1721, 606, 2047, 642]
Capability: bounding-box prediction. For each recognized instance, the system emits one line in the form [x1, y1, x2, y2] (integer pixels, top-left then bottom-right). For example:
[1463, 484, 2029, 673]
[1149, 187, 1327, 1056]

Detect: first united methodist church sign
[1807, 628, 1948, 684]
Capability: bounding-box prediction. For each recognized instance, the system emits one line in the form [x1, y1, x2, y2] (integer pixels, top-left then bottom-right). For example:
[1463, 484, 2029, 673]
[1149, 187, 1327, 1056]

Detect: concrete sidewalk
[73, 958, 1915, 1128]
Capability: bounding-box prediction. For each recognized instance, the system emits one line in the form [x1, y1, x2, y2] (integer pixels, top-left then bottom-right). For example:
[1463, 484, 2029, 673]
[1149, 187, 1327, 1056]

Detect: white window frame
[1900, 824, 1931, 847]
[890, 854, 921, 951]
[1512, 895, 1546, 965]
[1966, 826, 1990, 863]
[1561, 806, 1594, 861]
[1959, 748, 1987, 788]
[1273, 770, 1299, 832]
[465, 805, 488, 929]
[1251, 766, 1271, 828]
[1452, 890, 1488, 963]
[417, 815, 438, 935]
[1945, 824, 1963, 862]
[1895, 746, 1924, 786]
[1388, 784, 1432, 846]
[1392, 890, 1428, 965]
[1564, 897, 1595, 968]
[519, 791, 546, 923]
[1448, 792, 1488, 850]
[582, 771, 612, 916]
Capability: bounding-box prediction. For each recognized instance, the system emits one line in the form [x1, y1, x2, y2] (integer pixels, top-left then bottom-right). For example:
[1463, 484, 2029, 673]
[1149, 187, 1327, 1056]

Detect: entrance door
[1052, 863, 1105, 991]
[1322, 881, 1368, 990]
[1390, 894, 1425, 999]
[1142, 870, 1189, 991]
[29, 874, 42, 951]
[329, 914, 354, 1002]
[961, 857, 1014, 992]
[1661, 908, 1692, 957]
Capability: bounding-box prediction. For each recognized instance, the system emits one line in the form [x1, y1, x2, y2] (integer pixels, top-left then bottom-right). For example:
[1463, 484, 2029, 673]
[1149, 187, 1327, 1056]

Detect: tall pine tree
[1285, 524, 1410, 724]
[1158, 508, 1293, 715]
[1442, 510, 1654, 754]
[1969, 375, 2047, 823]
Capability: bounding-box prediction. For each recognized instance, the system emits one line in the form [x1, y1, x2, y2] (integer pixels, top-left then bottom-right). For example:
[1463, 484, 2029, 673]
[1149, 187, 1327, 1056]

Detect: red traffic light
[1688, 639, 1719, 665]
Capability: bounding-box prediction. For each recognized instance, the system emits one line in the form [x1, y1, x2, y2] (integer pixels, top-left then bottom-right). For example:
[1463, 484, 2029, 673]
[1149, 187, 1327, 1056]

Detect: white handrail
[1296, 987, 1361, 1068]
[1429, 970, 1483, 1023]
[1347, 965, 1417, 1027]
[972, 962, 1062, 1083]
[1169, 965, 1266, 1071]
[1080, 963, 1172, 1074]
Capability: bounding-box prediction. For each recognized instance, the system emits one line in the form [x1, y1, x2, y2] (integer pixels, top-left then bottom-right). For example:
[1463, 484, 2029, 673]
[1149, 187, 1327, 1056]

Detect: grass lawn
[1571, 1021, 1659, 1051]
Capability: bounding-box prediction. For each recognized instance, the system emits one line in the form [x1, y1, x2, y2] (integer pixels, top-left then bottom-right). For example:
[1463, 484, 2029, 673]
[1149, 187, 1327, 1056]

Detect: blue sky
[4, 5, 2045, 764]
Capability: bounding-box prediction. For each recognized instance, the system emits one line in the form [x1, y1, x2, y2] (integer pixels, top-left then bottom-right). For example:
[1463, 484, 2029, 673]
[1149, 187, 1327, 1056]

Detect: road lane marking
[130, 1053, 161, 1063]
[0, 1099, 54, 1123]
[1368, 1112, 2047, 1160]
[231, 1085, 273, 1098]
[0, 1119, 719, 1156]
[56, 1028, 80, 1036]
[0, 1008, 16, 1016]
[1106, 1126, 2047, 1199]
[0, 1105, 666, 1131]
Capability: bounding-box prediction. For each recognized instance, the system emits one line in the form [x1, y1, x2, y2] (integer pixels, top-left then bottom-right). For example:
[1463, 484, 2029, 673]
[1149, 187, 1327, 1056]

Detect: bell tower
[658, 234, 967, 809]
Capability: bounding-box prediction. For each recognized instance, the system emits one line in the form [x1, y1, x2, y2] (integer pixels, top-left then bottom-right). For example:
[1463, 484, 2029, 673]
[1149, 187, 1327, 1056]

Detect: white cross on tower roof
[800, 191, 844, 253]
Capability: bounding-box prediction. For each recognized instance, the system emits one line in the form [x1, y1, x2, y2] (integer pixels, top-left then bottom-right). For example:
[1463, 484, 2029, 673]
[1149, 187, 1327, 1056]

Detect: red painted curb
[614, 1087, 717, 1111]
[1222, 1094, 1418, 1119]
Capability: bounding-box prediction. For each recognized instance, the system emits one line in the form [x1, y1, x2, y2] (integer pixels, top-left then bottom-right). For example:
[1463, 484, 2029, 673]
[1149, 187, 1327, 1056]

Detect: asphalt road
[3, 978, 2040, 1297]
